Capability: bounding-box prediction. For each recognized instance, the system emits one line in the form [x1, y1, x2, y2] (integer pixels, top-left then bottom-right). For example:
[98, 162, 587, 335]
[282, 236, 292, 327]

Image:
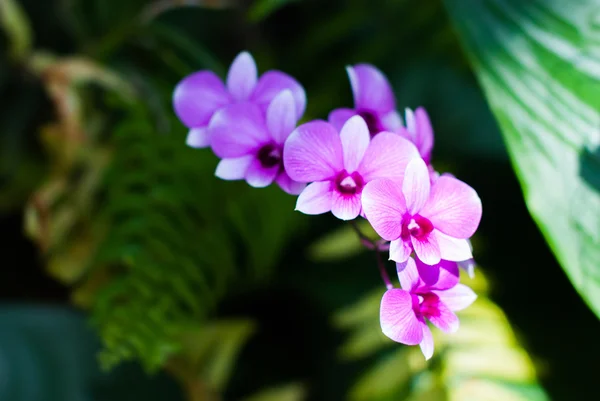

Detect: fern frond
[77, 104, 303, 371]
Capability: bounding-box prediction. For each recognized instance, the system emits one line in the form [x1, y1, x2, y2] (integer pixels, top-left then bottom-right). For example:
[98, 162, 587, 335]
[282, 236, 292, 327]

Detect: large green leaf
[444, 0, 600, 316]
[0, 0, 32, 60]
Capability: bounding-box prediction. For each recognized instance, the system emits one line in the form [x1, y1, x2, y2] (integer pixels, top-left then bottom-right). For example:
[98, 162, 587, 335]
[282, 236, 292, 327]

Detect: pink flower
[209, 90, 305, 194]
[361, 157, 482, 265]
[400, 107, 434, 165]
[458, 258, 476, 278]
[405, 256, 460, 290]
[283, 115, 419, 220]
[380, 257, 476, 359]
[173, 51, 306, 149]
[328, 64, 402, 136]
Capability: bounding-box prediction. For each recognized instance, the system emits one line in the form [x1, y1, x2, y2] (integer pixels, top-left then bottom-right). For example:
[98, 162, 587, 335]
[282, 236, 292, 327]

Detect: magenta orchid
[173, 51, 306, 149]
[283, 115, 419, 220]
[400, 107, 434, 165]
[171, 53, 484, 360]
[361, 157, 482, 265]
[458, 258, 476, 278]
[209, 90, 305, 194]
[380, 257, 477, 359]
[328, 64, 402, 136]
[400, 107, 439, 182]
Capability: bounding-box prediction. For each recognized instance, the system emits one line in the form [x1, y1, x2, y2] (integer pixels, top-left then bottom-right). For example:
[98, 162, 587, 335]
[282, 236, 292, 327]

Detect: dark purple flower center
[257, 143, 282, 168]
[401, 214, 433, 240]
[357, 109, 384, 136]
[334, 170, 365, 195]
[414, 292, 441, 319]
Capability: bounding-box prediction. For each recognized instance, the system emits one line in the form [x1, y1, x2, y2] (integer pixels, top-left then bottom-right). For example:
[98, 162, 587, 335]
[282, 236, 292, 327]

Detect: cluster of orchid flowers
[172, 52, 482, 359]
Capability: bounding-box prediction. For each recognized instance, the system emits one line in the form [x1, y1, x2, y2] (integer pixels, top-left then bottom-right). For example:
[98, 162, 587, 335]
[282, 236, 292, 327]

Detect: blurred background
[0, 0, 598, 400]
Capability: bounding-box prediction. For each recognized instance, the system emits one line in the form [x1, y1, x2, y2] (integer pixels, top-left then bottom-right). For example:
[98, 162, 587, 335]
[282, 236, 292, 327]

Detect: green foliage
[166, 318, 257, 399]
[241, 383, 306, 401]
[247, 0, 299, 22]
[307, 219, 377, 262]
[335, 269, 549, 401]
[10, 0, 305, 379]
[80, 103, 303, 372]
[0, 0, 43, 212]
[444, 0, 600, 317]
[0, 0, 31, 60]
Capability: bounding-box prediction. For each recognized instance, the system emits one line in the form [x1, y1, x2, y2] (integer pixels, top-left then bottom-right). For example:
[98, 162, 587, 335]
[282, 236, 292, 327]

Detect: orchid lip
[334, 170, 365, 195]
[401, 214, 434, 240]
[417, 292, 440, 319]
[257, 143, 282, 168]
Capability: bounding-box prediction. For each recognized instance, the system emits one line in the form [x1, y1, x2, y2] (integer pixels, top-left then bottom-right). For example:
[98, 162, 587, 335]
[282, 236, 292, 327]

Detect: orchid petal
[397, 257, 419, 292]
[295, 181, 333, 215]
[358, 132, 420, 182]
[402, 157, 431, 215]
[411, 234, 441, 265]
[458, 258, 476, 278]
[414, 107, 434, 162]
[389, 239, 412, 264]
[173, 71, 231, 128]
[381, 110, 403, 132]
[266, 90, 297, 144]
[328, 108, 356, 132]
[215, 156, 254, 180]
[361, 179, 406, 241]
[404, 108, 417, 141]
[413, 257, 438, 288]
[245, 158, 279, 188]
[415, 257, 460, 291]
[434, 284, 477, 312]
[434, 230, 473, 262]
[186, 128, 211, 148]
[340, 115, 370, 172]
[209, 102, 270, 158]
[420, 175, 482, 238]
[283, 121, 343, 182]
[397, 126, 413, 143]
[331, 192, 362, 221]
[347, 64, 396, 112]
[433, 261, 460, 291]
[252, 71, 306, 118]
[380, 290, 422, 345]
[227, 51, 257, 101]
[275, 171, 305, 195]
[424, 295, 459, 333]
[428, 167, 440, 183]
[419, 320, 434, 360]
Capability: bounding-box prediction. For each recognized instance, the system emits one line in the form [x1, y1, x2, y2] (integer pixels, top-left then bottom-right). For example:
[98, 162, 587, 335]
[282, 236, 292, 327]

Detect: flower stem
[349, 220, 376, 249]
[375, 249, 394, 290]
[349, 221, 393, 289]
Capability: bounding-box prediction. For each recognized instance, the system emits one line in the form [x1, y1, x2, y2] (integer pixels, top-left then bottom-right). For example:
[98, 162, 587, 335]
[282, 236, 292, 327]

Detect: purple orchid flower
[380, 257, 477, 360]
[361, 157, 482, 265]
[400, 107, 434, 165]
[283, 115, 420, 220]
[458, 258, 476, 278]
[328, 64, 402, 136]
[400, 107, 440, 183]
[457, 239, 476, 277]
[208, 90, 305, 194]
[173, 51, 306, 149]
[407, 256, 460, 289]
